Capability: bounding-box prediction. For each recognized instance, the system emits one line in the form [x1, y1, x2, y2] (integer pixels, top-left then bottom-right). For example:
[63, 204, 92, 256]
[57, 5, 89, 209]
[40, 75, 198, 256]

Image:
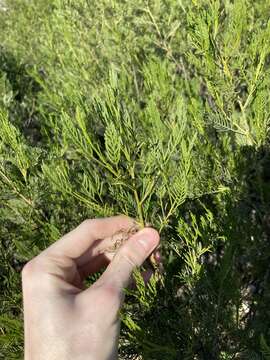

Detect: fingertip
[93, 225, 160, 291]
[136, 227, 160, 252]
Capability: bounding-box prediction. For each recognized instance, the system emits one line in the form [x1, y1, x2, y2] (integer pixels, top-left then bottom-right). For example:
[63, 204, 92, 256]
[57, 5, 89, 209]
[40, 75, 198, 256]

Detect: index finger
[44, 215, 136, 260]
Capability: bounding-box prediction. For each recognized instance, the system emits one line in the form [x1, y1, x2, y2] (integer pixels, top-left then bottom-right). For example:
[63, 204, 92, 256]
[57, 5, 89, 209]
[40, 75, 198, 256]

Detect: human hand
[22, 215, 160, 360]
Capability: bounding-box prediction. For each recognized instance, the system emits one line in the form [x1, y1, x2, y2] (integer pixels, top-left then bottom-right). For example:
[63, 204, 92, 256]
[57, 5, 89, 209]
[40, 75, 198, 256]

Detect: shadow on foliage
[0, 47, 44, 144]
[121, 143, 270, 360]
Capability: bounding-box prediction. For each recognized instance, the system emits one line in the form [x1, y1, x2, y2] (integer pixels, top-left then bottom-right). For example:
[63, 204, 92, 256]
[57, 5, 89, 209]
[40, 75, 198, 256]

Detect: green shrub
[1, 0, 270, 358]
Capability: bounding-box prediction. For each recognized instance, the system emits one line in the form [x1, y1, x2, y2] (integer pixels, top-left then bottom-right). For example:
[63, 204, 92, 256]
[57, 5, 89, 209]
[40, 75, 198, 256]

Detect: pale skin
[22, 215, 160, 360]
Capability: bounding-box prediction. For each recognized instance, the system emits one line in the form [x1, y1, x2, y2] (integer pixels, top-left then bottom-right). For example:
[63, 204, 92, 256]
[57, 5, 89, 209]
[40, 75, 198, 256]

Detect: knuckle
[21, 256, 47, 280]
[73, 218, 96, 237]
[100, 282, 123, 308]
[80, 218, 94, 229]
[101, 282, 120, 298]
[120, 247, 140, 268]
[88, 280, 121, 307]
[21, 259, 37, 279]
[21, 258, 43, 285]
[21, 257, 56, 291]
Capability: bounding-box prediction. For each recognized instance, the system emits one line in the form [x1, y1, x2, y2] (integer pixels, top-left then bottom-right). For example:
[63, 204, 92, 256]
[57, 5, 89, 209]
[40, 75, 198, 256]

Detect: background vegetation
[1, 0, 270, 358]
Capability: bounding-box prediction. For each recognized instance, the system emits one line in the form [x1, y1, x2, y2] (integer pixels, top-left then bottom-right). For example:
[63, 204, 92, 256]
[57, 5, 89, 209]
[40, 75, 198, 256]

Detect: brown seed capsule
[103, 222, 163, 281]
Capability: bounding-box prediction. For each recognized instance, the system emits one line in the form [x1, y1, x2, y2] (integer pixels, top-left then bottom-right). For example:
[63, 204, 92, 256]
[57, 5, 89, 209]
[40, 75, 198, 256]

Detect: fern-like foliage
[1, 1, 270, 359]
[261, 335, 270, 360]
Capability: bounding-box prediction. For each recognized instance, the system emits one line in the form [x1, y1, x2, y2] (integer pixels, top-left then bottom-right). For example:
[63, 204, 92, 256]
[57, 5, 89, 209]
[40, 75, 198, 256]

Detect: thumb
[98, 227, 160, 290]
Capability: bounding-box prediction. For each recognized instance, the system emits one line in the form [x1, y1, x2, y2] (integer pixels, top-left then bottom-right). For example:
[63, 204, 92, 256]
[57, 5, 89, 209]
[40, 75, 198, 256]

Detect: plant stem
[134, 188, 144, 226]
[130, 163, 144, 226]
[0, 169, 33, 207]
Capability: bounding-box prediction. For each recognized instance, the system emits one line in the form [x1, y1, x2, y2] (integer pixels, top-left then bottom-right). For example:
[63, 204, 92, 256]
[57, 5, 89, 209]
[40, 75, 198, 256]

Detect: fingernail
[154, 251, 161, 263]
[138, 237, 152, 251]
[136, 229, 158, 251]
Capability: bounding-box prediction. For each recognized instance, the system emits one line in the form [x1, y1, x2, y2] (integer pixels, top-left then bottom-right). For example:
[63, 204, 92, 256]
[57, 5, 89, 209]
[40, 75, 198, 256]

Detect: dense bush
[1, 0, 270, 358]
